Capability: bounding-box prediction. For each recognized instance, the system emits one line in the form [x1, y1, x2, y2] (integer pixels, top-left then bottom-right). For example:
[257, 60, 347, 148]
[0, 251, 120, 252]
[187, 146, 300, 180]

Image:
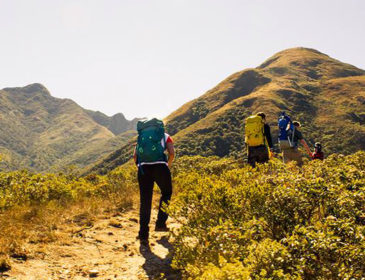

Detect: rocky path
[2, 208, 181, 280]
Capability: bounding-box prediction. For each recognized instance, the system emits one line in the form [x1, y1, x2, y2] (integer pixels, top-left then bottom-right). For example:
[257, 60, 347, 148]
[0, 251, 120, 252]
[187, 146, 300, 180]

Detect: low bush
[169, 152, 365, 279]
[0, 161, 137, 211]
[0, 161, 137, 260]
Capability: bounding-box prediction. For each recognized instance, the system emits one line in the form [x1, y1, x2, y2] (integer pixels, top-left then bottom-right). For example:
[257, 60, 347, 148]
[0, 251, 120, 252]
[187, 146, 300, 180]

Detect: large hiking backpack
[278, 112, 293, 141]
[278, 112, 295, 148]
[245, 115, 265, 147]
[136, 118, 167, 163]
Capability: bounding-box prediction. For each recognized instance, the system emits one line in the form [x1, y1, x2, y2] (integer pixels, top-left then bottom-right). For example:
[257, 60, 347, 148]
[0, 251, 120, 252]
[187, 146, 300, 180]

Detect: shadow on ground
[139, 236, 181, 280]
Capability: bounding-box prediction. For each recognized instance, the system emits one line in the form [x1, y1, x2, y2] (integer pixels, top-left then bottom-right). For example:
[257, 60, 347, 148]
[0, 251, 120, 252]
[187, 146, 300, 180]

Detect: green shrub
[169, 152, 365, 279]
[0, 163, 137, 211]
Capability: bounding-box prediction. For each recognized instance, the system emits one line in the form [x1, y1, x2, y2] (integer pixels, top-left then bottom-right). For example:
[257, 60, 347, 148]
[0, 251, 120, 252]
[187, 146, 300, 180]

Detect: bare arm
[300, 139, 312, 157]
[166, 142, 175, 168]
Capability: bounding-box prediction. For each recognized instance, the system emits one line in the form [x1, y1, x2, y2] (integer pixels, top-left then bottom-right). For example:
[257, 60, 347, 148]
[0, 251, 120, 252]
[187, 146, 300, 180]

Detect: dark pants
[138, 164, 172, 239]
[248, 145, 269, 168]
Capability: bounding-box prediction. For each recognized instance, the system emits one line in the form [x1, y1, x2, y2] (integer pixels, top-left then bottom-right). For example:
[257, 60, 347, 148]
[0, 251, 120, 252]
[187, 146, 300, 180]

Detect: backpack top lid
[245, 114, 263, 124]
[278, 112, 291, 127]
[137, 118, 164, 132]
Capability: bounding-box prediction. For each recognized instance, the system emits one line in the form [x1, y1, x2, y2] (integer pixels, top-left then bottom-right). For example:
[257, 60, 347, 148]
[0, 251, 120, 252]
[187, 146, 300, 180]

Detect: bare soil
[1, 208, 181, 280]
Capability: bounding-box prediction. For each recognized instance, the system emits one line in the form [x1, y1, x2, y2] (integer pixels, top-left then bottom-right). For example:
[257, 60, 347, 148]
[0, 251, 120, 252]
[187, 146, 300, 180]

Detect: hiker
[312, 142, 324, 160]
[133, 118, 175, 244]
[281, 121, 312, 166]
[245, 112, 274, 168]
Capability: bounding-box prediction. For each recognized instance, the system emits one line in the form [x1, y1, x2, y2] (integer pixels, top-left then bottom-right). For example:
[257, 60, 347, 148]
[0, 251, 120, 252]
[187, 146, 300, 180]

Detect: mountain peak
[258, 47, 329, 69]
[111, 112, 127, 121]
[2, 83, 51, 96]
[0, 83, 140, 172]
[279, 47, 326, 56]
[23, 83, 49, 94]
[258, 47, 365, 79]
[89, 47, 365, 174]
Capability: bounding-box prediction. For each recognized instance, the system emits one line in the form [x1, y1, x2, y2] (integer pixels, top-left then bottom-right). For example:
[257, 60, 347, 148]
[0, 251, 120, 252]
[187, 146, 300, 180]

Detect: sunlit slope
[90, 47, 365, 174]
[0, 84, 138, 171]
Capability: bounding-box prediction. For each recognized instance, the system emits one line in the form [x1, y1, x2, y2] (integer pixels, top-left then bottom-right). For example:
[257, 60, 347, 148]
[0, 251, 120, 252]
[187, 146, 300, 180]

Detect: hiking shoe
[155, 225, 170, 232]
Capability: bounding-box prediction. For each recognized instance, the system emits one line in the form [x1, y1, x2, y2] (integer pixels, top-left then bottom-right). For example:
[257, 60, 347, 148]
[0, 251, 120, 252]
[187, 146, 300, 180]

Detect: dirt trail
[2, 208, 181, 280]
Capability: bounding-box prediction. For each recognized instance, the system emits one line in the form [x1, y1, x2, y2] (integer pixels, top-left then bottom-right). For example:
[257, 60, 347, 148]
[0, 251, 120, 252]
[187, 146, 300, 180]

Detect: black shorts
[248, 145, 269, 167]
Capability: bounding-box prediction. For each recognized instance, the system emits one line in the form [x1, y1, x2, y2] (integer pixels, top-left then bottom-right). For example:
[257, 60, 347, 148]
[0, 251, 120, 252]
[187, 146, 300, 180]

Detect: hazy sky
[1, 0, 365, 119]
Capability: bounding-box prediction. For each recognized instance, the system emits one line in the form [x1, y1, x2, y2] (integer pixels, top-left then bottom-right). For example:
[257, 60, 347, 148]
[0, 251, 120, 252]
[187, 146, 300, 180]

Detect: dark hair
[257, 112, 266, 120]
[293, 121, 301, 127]
[315, 142, 322, 151]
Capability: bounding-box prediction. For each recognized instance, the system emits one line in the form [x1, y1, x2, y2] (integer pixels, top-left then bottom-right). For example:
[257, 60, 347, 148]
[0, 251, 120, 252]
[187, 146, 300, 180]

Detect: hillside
[89, 47, 365, 174]
[2, 153, 364, 279]
[0, 84, 139, 171]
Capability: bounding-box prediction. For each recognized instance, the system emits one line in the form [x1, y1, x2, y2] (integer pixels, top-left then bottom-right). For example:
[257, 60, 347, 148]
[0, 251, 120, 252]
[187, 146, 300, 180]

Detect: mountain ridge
[0, 83, 140, 171]
[89, 47, 365, 174]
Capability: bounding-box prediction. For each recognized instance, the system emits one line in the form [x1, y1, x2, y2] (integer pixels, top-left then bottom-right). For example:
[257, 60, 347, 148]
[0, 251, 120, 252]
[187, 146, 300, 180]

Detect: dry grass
[0, 192, 136, 271]
[169, 48, 365, 156]
[90, 47, 365, 174]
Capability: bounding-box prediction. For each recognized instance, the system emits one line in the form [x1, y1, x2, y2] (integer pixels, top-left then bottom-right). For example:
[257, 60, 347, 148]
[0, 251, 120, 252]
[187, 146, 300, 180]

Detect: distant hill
[0, 83, 139, 171]
[85, 110, 138, 135]
[89, 47, 365, 174]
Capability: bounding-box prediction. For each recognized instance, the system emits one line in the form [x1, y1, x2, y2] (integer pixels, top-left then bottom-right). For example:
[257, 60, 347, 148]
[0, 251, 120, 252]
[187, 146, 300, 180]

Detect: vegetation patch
[91, 48, 365, 175]
[0, 162, 137, 260]
[169, 152, 365, 279]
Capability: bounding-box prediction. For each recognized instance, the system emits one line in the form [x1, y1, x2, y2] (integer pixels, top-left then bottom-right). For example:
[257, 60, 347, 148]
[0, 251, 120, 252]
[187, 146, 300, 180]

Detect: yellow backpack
[245, 115, 265, 147]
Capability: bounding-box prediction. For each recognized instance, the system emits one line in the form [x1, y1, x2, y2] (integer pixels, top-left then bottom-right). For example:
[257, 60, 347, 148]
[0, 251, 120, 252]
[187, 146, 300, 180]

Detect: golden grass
[0, 194, 136, 272]
[91, 47, 365, 174]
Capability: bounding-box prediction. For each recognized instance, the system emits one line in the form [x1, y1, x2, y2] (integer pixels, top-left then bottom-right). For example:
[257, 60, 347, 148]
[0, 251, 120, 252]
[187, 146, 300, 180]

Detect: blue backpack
[278, 112, 293, 141]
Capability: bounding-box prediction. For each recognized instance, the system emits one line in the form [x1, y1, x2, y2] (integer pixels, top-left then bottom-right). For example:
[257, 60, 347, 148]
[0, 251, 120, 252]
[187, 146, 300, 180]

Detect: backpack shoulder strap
[288, 126, 296, 147]
[162, 133, 167, 150]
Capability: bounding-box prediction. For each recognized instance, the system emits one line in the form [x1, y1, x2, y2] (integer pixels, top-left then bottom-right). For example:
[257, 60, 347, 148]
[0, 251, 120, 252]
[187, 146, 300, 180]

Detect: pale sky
[1, 0, 365, 119]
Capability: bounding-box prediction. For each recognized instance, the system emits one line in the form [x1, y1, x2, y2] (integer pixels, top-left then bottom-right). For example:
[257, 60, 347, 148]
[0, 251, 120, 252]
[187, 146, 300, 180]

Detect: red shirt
[163, 133, 173, 147]
[312, 151, 324, 160]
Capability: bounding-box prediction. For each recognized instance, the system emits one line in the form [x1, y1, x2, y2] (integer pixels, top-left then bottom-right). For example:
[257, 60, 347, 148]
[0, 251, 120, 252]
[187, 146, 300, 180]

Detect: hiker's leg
[247, 147, 256, 168]
[283, 148, 301, 165]
[292, 149, 303, 166]
[138, 166, 154, 239]
[282, 149, 291, 163]
[257, 146, 269, 164]
[154, 164, 173, 227]
[280, 141, 290, 164]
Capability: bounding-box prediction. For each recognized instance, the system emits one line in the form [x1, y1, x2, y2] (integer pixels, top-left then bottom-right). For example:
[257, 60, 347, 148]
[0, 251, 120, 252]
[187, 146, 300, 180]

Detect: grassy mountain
[90, 47, 365, 174]
[86, 110, 139, 135]
[0, 83, 138, 171]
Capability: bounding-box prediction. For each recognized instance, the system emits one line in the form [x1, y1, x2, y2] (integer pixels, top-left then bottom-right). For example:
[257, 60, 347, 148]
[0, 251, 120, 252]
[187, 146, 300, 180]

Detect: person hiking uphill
[281, 120, 312, 166]
[133, 118, 175, 245]
[312, 142, 324, 160]
[245, 112, 274, 168]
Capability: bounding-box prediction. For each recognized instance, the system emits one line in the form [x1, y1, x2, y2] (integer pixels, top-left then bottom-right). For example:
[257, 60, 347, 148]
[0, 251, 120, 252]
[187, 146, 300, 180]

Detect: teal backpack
[136, 118, 167, 163]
